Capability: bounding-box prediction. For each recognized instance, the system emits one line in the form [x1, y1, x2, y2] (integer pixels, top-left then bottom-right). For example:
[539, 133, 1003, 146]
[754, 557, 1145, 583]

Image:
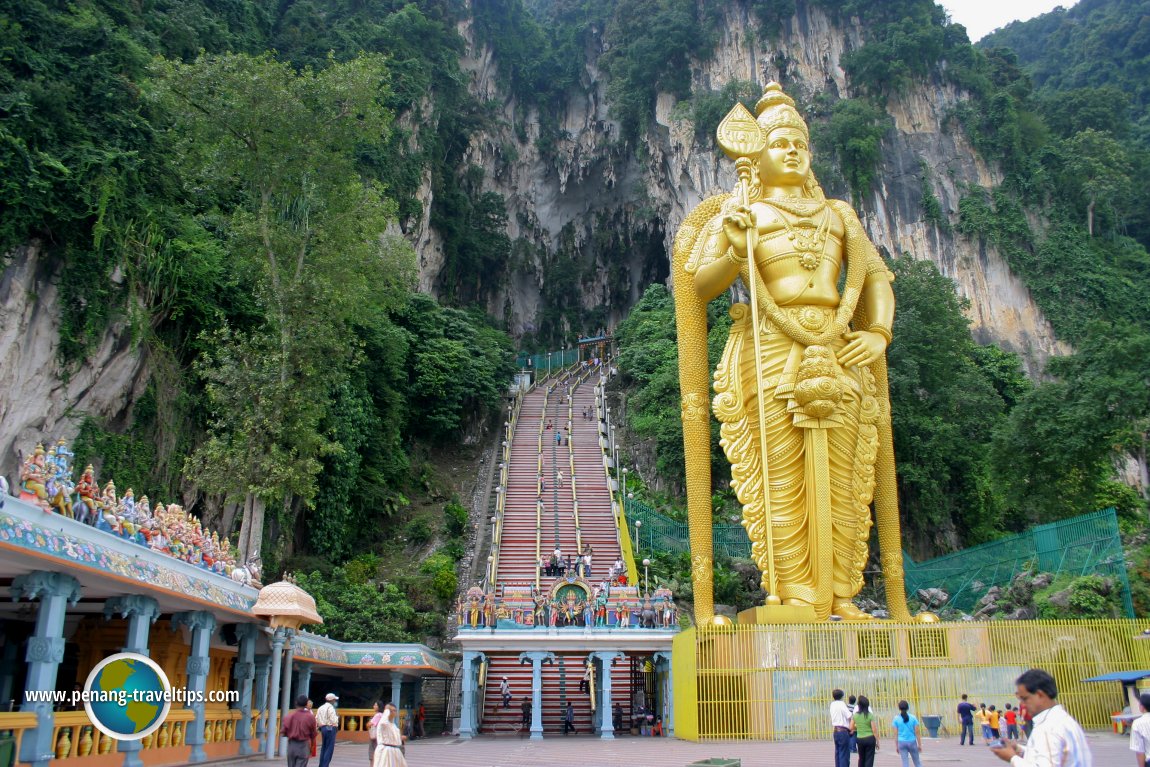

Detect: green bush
[444, 500, 469, 538]
[419, 553, 459, 602]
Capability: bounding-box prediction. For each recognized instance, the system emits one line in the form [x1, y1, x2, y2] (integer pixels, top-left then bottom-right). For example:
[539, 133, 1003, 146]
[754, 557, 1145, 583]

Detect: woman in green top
[849, 695, 879, 767]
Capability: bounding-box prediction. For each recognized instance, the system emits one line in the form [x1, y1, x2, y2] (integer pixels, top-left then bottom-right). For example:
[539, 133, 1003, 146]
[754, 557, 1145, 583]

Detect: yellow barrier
[673, 619, 1150, 741]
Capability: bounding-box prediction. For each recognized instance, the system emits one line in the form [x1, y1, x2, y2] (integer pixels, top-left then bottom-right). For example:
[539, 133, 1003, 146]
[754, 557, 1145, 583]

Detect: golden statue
[674, 82, 929, 624]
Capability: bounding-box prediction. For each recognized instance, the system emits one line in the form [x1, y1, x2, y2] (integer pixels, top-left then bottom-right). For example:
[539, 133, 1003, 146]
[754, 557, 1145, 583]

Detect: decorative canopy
[252, 579, 323, 629]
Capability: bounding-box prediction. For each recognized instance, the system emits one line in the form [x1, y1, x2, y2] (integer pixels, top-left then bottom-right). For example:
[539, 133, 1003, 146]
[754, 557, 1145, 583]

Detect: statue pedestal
[737, 605, 817, 624]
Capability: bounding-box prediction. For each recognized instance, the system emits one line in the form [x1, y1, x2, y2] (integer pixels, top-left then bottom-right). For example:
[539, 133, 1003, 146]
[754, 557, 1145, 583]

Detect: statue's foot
[783, 598, 812, 608]
[832, 599, 875, 621]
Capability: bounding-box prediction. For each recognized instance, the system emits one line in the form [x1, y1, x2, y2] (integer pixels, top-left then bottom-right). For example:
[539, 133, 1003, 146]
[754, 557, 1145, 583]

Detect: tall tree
[148, 52, 416, 563]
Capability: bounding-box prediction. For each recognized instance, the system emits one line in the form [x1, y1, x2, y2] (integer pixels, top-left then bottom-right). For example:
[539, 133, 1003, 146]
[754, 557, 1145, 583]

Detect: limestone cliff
[0, 244, 150, 481]
[416, 1, 1064, 370]
[0, 1, 1068, 478]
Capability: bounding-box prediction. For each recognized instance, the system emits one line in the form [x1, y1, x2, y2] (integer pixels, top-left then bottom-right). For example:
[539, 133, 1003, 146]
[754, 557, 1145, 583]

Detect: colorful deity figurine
[74, 465, 99, 525]
[55, 439, 74, 471]
[18, 444, 49, 505]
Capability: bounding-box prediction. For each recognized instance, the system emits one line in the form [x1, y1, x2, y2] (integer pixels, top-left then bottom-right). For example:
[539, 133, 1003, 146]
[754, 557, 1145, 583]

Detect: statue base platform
[737, 604, 817, 624]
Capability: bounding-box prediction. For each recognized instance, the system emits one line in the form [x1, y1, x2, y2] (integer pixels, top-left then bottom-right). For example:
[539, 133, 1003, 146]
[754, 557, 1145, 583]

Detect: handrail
[488, 383, 524, 589]
[596, 373, 638, 585]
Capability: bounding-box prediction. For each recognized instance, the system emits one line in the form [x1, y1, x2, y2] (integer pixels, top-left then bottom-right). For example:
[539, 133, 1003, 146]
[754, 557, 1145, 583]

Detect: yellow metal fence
[673, 619, 1150, 741]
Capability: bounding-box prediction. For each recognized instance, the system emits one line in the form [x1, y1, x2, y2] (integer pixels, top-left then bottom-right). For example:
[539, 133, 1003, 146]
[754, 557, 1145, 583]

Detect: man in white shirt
[1131, 692, 1150, 767]
[829, 688, 852, 767]
[992, 668, 1092, 766]
[315, 692, 340, 767]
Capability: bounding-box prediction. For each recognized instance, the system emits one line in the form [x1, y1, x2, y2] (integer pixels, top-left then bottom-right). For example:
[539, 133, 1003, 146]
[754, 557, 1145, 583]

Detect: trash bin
[0, 733, 14, 767]
[922, 715, 942, 738]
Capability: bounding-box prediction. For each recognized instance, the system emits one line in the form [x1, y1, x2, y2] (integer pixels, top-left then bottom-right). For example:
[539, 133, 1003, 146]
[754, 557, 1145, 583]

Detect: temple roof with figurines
[15, 439, 256, 585]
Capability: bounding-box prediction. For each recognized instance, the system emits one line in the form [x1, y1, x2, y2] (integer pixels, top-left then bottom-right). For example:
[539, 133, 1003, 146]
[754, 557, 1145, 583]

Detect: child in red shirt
[1003, 704, 1019, 740]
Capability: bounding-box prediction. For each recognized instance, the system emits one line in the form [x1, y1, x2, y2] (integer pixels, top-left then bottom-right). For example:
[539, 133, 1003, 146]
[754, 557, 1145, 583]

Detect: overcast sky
[941, 0, 1076, 41]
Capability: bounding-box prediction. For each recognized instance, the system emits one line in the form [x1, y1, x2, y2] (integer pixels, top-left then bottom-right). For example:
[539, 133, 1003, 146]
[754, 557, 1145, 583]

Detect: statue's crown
[755, 81, 809, 140]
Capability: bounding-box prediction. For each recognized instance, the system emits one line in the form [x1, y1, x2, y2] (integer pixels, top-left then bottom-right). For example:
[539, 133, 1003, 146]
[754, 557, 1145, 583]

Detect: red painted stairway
[479, 653, 634, 735]
[482, 369, 634, 734]
[494, 372, 622, 586]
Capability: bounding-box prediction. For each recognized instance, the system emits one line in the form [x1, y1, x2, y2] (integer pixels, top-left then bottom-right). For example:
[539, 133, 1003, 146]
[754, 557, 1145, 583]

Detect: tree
[886, 257, 1019, 546]
[993, 323, 1150, 521]
[1061, 129, 1133, 236]
[149, 52, 417, 563]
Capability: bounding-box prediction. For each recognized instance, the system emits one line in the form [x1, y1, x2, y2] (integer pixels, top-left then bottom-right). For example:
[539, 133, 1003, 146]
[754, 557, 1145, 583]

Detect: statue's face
[759, 127, 810, 187]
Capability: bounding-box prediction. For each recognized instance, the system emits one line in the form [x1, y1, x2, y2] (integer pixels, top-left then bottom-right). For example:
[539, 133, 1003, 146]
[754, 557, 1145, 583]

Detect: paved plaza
[238, 732, 1132, 767]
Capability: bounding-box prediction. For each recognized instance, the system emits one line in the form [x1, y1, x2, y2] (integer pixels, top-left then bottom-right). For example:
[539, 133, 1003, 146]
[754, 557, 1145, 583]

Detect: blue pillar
[592, 651, 624, 739]
[233, 625, 260, 755]
[458, 652, 484, 739]
[263, 630, 286, 759]
[13, 572, 81, 767]
[172, 611, 216, 763]
[295, 662, 312, 701]
[653, 651, 674, 737]
[253, 654, 270, 744]
[390, 670, 403, 712]
[518, 652, 555, 740]
[105, 596, 161, 767]
[278, 633, 295, 758]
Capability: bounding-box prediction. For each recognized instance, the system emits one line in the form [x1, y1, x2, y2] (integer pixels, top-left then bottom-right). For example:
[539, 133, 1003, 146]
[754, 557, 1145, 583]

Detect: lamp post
[487, 555, 495, 589]
[642, 558, 650, 596]
[634, 519, 642, 556]
[547, 352, 552, 378]
[621, 467, 629, 496]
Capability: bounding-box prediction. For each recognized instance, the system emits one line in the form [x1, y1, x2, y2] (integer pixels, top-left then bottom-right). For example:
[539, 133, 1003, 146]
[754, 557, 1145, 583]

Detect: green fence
[904, 508, 1133, 617]
[625, 497, 751, 560]
[624, 498, 1133, 617]
[515, 347, 580, 375]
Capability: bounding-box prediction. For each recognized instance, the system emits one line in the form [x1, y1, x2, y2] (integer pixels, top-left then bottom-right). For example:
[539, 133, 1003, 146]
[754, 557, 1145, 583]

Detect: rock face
[0, 3, 1068, 474]
[0, 244, 150, 482]
[416, 3, 1064, 371]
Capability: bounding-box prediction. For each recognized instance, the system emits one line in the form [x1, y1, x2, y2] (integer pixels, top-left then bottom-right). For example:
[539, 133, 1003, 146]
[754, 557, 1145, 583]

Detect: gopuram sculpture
[674, 82, 933, 624]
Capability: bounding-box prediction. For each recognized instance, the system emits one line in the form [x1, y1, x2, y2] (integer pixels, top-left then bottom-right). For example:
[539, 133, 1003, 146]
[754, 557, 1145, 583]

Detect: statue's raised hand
[722, 205, 756, 260]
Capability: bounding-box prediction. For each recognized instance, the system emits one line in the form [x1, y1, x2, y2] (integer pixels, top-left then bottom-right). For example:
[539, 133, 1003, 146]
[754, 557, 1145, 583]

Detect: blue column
[295, 662, 313, 701]
[263, 630, 286, 759]
[458, 652, 484, 739]
[390, 670, 403, 711]
[253, 654, 270, 744]
[13, 572, 81, 767]
[278, 633, 295, 758]
[517, 652, 555, 740]
[105, 596, 161, 767]
[233, 625, 261, 755]
[653, 651, 674, 737]
[592, 651, 625, 739]
[172, 611, 216, 763]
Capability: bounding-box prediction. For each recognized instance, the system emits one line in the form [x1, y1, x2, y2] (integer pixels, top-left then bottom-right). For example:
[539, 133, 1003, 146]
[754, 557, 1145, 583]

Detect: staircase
[495, 371, 623, 587]
[480, 366, 635, 734]
[479, 653, 634, 735]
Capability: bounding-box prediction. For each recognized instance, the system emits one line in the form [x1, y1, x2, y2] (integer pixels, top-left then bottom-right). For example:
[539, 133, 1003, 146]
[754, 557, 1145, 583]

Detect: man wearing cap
[281, 695, 317, 767]
[500, 676, 512, 708]
[315, 693, 340, 767]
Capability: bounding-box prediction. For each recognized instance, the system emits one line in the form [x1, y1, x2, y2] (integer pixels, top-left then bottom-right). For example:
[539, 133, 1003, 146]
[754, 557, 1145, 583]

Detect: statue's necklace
[764, 198, 831, 270]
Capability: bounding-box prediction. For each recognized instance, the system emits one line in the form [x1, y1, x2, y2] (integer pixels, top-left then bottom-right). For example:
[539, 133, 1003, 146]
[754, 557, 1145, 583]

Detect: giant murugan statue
[675, 82, 930, 624]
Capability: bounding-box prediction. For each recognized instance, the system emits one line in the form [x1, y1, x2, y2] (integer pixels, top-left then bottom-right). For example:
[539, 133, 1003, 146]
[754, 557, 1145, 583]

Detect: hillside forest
[4, 0, 1150, 635]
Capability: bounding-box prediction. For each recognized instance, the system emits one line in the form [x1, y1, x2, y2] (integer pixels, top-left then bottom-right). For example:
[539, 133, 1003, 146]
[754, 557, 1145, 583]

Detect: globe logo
[83, 652, 172, 741]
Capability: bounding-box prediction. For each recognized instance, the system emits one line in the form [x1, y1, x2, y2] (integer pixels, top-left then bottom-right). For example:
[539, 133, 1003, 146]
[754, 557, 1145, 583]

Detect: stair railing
[597, 375, 639, 585]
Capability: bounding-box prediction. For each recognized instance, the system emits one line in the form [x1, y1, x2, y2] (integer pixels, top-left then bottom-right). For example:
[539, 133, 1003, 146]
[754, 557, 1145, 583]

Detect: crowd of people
[830, 668, 1094, 767]
[13, 440, 254, 581]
